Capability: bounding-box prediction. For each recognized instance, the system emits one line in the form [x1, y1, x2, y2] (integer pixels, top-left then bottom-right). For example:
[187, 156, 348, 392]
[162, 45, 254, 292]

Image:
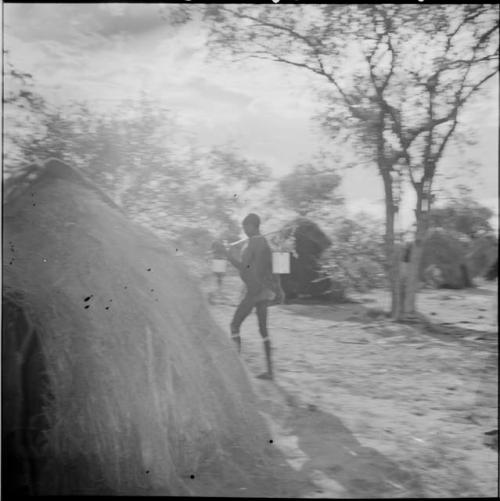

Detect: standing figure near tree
[210, 240, 227, 292]
[215, 213, 281, 380]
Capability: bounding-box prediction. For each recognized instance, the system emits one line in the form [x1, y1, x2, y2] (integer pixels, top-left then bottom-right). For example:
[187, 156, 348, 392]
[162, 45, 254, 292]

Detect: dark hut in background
[2, 159, 302, 496]
[465, 234, 498, 280]
[485, 259, 498, 281]
[420, 229, 472, 289]
[420, 228, 498, 289]
[279, 218, 333, 301]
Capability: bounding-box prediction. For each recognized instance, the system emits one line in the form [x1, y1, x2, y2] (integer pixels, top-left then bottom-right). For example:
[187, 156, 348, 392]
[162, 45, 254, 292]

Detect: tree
[200, 3, 498, 319]
[3, 57, 48, 174]
[425, 185, 497, 282]
[207, 146, 271, 189]
[278, 163, 343, 216]
[3, 65, 271, 263]
[319, 213, 388, 293]
[429, 185, 494, 238]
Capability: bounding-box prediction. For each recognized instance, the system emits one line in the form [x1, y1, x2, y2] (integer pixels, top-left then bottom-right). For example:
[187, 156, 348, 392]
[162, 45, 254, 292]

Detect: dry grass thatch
[291, 217, 332, 256]
[420, 229, 472, 289]
[465, 234, 498, 278]
[279, 217, 334, 300]
[2, 159, 299, 496]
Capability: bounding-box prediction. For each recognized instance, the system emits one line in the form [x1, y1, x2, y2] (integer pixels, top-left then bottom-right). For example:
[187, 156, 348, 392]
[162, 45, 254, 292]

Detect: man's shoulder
[250, 235, 270, 249]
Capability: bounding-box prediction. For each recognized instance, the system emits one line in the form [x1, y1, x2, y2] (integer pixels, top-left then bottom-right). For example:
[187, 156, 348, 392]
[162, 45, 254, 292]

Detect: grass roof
[3, 159, 302, 495]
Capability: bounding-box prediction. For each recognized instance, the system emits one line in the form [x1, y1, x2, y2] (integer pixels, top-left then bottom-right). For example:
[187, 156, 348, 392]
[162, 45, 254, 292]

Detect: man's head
[242, 213, 260, 237]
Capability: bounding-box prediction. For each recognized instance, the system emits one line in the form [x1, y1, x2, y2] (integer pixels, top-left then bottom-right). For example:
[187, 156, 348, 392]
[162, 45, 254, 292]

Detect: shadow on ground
[460, 286, 497, 297]
[288, 404, 425, 498]
[280, 301, 498, 348]
[254, 377, 425, 498]
[280, 302, 371, 323]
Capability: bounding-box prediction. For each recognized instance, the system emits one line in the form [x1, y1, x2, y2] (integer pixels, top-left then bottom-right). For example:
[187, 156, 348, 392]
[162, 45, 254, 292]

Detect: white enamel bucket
[212, 259, 227, 273]
[272, 252, 290, 274]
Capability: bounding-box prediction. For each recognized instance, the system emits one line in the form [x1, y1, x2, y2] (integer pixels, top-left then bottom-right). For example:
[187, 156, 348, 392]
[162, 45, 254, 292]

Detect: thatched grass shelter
[420, 228, 472, 289]
[2, 159, 303, 496]
[279, 217, 333, 300]
[465, 234, 498, 279]
[485, 259, 498, 280]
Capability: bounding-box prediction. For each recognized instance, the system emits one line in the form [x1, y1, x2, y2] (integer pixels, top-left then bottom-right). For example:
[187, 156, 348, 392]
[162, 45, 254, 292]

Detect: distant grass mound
[466, 234, 498, 279]
[279, 217, 338, 301]
[420, 228, 472, 289]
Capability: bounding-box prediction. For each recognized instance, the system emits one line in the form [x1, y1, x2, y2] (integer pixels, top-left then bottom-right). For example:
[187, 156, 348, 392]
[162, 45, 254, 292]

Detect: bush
[318, 214, 387, 293]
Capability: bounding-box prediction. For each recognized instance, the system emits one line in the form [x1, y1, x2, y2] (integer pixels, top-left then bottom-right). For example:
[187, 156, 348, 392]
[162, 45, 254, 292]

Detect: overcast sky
[3, 3, 498, 228]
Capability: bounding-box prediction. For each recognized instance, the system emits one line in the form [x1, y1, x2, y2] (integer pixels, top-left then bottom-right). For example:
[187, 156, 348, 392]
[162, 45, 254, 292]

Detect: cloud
[92, 5, 167, 38]
[5, 4, 170, 46]
[5, 4, 102, 46]
[183, 77, 253, 107]
[98, 4, 127, 16]
[3, 4, 498, 213]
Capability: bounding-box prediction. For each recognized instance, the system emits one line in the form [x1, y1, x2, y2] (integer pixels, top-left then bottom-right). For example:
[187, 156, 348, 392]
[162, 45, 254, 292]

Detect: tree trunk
[398, 195, 429, 320]
[391, 241, 403, 320]
[402, 235, 423, 316]
[381, 174, 402, 319]
[387, 191, 428, 321]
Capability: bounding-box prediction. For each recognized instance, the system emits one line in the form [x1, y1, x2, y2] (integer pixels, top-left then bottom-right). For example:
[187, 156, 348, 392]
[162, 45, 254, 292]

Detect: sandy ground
[203, 275, 498, 498]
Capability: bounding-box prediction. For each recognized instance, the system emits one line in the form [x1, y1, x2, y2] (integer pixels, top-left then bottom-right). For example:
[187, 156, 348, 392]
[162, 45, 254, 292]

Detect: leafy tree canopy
[278, 163, 343, 216]
[429, 185, 495, 238]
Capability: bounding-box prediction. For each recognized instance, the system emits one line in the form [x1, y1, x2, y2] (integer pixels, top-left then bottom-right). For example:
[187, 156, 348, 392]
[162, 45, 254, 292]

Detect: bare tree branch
[445, 4, 484, 52]
[218, 5, 318, 49]
[461, 68, 499, 103]
[433, 117, 459, 164]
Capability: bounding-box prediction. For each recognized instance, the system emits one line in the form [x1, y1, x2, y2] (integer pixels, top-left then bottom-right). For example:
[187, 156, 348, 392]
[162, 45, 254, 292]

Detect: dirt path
[206, 277, 498, 498]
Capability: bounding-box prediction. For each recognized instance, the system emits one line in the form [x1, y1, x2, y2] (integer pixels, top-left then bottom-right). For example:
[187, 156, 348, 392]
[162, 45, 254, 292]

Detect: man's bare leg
[257, 338, 273, 380]
[256, 301, 273, 380]
[230, 294, 254, 354]
[230, 333, 241, 353]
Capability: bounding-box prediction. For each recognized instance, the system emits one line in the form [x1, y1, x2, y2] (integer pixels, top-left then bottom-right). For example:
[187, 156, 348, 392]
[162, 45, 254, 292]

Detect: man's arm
[212, 241, 247, 272]
[226, 249, 243, 271]
[232, 240, 257, 282]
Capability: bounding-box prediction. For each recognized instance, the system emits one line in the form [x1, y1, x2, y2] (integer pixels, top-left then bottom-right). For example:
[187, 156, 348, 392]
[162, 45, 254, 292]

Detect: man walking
[215, 213, 280, 380]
